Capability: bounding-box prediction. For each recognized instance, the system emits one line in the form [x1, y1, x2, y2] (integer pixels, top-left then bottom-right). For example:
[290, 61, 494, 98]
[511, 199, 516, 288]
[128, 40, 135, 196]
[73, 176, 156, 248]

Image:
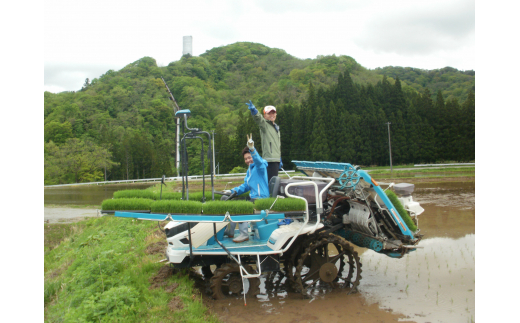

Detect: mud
[46, 179, 475, 322]
[205, 291, 414, 323]
[149, 265, 176, 290]
[145, 241, 167, 255]
[168, 296, 184, 312]
[199, 180, 475, 323]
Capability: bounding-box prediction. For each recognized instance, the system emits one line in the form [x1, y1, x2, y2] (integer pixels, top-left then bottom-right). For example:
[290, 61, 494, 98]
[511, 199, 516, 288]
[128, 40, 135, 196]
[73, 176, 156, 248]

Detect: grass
[367, 166, 475, 174]
[44, 223, 79, 253]
[113, 189, 156, 200]
[385, 190, 418, 232]
[44, 216, 219, 322]
[202, 200, 254, 215]
[186, 191, 215, 202]
[112, 189, 218, 202]
[151, 200, 203, 214]
[101, 198, 154, 211]
[254, 197, 307, 212]
[156, 192, 183, 200]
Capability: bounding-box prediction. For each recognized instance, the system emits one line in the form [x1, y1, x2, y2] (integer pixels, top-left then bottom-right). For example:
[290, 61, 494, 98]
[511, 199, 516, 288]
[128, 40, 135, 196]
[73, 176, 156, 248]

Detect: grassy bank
[44, 216, 219, 323]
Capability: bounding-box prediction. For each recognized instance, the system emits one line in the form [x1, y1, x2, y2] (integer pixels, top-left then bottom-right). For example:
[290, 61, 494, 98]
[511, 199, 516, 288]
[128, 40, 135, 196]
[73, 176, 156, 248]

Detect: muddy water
[44, 183, 156, 206]
[207, 181, 475, 323]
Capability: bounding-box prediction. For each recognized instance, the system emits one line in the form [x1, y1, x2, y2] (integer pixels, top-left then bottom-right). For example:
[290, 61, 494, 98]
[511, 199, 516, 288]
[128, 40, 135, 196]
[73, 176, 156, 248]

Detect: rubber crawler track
[209, 263, 260, 300]
[294, 234, 362, 296]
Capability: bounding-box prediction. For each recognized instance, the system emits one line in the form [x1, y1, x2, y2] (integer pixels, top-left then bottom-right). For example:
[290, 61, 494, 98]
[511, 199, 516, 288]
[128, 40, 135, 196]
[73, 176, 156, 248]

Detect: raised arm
[247, 134, 266, 170]
[246, 100, 267, 129]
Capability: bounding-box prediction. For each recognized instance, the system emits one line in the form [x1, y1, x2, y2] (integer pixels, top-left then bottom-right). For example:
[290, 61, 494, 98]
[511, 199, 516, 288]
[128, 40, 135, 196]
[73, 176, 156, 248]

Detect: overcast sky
[44, 0, 475, 93]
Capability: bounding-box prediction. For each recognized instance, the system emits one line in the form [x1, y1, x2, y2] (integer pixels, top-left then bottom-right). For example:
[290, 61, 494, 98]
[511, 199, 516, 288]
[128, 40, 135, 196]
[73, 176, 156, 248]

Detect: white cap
[263, 106, 276, 114]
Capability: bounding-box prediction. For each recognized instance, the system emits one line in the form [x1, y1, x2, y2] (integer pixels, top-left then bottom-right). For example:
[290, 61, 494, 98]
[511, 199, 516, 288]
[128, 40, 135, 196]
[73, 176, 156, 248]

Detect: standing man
[246, 100, 282, 183]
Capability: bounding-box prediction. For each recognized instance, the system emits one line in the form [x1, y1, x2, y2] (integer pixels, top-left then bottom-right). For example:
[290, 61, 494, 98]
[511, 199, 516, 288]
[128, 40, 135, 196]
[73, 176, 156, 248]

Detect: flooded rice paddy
[44, 182, 155, 206]
[45, 180, 475, 322]
[207, 181, 475, 323]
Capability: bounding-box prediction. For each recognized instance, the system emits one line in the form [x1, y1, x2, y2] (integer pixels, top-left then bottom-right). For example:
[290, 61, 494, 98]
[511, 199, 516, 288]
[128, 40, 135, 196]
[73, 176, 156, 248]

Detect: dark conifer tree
[444, 98, 461, 161]
[310, 104, 330, 161]
[461, 91, 475, 161]
[338, 110, 356, 163]
[434, 90, 446, 161]
[277, 104, 294, 168]
[404, 104, 422, 164]
[325, 100, 339, 161]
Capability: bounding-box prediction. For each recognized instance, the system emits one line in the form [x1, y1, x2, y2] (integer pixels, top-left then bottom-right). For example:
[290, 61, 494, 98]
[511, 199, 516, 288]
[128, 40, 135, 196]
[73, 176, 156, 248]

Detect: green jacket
[253, 113, 281, 162]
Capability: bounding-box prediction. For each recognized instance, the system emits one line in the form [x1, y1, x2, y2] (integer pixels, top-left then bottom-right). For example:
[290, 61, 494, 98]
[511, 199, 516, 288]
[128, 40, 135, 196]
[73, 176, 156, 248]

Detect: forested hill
[44, 42, 475, 185]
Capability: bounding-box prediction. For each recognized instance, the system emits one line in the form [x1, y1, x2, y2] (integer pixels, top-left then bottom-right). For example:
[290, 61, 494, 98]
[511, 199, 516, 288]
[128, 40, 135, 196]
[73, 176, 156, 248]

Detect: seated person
[223, 134, 269, 242]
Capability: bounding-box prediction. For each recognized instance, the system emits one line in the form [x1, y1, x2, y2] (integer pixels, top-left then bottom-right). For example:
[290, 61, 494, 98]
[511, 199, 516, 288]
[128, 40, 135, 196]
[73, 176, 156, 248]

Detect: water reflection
[48, 180, 475, 322]
[212, 181, 475, 323]
[360, 234, 475, 323]
[44, 183, 156, 205]
[358, 180, 475, 322]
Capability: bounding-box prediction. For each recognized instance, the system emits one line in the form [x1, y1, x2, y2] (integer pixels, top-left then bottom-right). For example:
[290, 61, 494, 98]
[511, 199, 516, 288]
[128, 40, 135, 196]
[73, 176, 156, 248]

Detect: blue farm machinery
[114, 109, 425, 301]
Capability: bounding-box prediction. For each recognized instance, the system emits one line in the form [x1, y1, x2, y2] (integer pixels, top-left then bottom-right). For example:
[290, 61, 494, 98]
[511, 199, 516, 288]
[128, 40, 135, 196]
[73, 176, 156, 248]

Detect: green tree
[44, 138, 119, 184]
[44, 121, 73, 144]
[310, 105, 330, 161]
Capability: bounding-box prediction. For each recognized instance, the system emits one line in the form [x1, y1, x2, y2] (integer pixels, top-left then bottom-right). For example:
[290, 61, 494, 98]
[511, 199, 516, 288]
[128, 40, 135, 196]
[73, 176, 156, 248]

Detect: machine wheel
[285, 233, 343, 286]
[201, 266, 214, 279]
[294, 234, 362, 297]
[284, 235, 316, 285]
[209, 263, 260, 300]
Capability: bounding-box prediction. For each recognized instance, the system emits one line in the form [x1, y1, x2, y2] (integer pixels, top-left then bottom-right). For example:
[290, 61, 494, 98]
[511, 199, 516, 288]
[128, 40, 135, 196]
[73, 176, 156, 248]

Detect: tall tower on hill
[183, 36, 193, 56]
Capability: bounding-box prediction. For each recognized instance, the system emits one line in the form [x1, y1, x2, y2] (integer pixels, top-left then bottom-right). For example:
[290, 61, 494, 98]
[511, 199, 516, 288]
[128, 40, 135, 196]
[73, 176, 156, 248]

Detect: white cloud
[353, 0, 475, 56]
[44, 0, 475, 92]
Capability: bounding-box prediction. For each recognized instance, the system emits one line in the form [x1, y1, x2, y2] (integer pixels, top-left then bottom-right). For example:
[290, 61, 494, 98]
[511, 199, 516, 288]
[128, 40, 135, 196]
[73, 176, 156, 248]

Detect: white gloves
[247, 133, 254, 151]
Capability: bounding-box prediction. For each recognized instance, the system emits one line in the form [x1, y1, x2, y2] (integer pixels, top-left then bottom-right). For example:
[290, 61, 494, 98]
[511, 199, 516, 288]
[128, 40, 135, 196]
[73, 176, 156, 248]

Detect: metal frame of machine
[114, 110, 425, 301]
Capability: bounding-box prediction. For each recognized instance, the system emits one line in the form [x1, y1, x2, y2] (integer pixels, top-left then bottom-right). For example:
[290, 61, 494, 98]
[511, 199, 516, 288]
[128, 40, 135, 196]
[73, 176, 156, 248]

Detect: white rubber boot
[232, 222, 249, 243]
[224, 222, 235, 238]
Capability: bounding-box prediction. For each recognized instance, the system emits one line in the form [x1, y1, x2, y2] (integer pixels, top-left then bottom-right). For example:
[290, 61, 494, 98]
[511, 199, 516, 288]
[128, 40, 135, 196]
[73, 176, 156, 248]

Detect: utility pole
[386, 122, 393, 173]
[161, 77, 181, 177]
[212, 130, 216, 179]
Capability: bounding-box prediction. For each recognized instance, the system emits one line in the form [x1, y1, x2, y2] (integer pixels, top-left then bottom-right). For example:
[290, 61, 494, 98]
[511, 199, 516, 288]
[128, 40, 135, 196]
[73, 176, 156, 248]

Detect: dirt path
[44, 207, 100, 223]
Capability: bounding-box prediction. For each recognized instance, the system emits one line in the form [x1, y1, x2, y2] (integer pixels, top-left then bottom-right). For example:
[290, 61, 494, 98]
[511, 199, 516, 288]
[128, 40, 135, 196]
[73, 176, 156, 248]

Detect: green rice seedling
[150, 200, 202, 214]
[253, 197, 306, 212]
[202, 200, 254, 215]
[113, 189, 156, 200]
[155, 192, 183, 200]
[101, 198, 154, 211]
[385, 190, 417, 231]
[187, 191, 215, 202]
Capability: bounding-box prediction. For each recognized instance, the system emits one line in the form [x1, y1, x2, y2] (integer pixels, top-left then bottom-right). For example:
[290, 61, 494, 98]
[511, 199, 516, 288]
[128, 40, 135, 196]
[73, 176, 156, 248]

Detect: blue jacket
[231, 148, 270, 199]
